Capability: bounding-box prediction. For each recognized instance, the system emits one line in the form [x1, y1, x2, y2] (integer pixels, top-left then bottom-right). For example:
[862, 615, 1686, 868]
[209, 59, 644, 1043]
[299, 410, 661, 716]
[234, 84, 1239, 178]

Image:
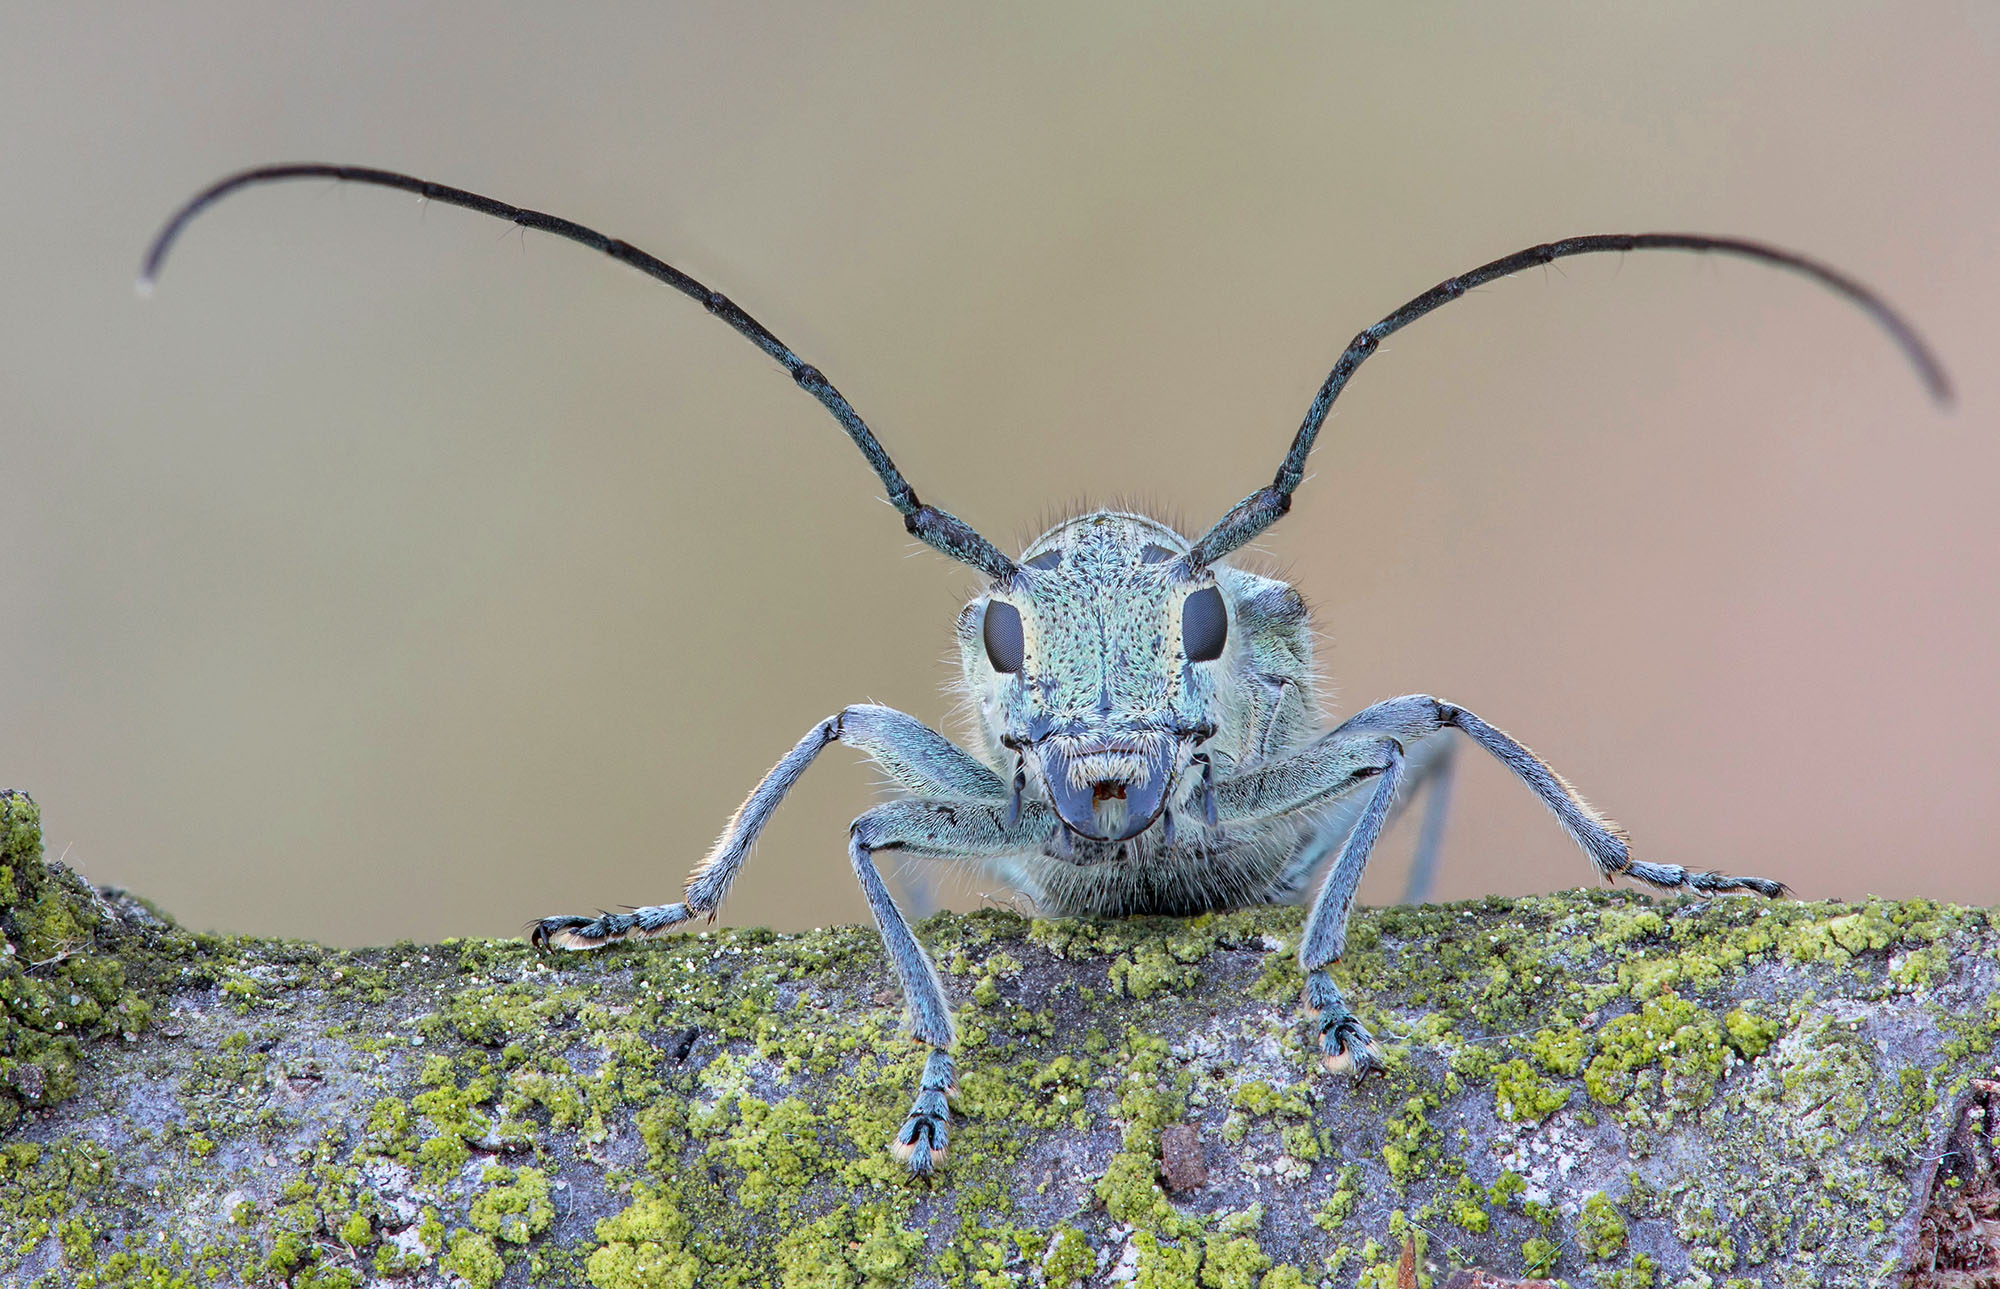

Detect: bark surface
[1, 789, 1995, 1289]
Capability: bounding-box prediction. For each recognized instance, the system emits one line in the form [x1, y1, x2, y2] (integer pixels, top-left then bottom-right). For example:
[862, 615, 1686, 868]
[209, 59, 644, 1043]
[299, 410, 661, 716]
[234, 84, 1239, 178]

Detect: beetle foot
[1318, 1015, 1384, 1077]
[1303, 968, 1383, 1078]
[1625, 860, 1789, 899]
[527, 903, 693, 951]
[890, 1050, 955, 1175]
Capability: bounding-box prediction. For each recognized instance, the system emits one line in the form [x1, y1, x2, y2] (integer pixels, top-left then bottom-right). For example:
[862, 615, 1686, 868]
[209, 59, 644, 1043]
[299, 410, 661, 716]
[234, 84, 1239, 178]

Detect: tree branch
[1, 789, 1992, 1288]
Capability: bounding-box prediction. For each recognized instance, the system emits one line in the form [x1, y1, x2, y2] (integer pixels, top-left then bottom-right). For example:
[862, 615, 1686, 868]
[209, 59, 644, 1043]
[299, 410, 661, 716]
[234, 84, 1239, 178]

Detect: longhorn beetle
[143, 165, 1950, 1174]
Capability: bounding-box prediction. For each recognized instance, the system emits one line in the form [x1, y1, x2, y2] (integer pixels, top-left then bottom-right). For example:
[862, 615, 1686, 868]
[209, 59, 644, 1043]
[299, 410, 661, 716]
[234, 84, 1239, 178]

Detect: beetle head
[960, 511, 1230, 845]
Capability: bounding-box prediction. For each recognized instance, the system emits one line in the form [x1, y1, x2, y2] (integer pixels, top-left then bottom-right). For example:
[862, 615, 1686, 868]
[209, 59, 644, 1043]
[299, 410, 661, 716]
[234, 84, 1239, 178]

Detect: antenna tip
[133, 275, 156, 299]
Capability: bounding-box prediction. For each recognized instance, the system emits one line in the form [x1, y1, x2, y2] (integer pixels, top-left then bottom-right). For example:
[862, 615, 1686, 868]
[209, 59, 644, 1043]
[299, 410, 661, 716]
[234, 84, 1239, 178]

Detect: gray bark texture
[1, 788, 1996, 1289]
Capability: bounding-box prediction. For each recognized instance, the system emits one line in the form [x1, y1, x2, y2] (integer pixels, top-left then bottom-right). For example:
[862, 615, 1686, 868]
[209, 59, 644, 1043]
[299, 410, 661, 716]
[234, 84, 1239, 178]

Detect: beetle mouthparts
[1037, 736, 1179, 842]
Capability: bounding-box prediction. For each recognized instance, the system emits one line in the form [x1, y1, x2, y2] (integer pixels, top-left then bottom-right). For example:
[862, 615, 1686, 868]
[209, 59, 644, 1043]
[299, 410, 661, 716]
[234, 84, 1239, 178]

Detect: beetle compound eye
[983, 600, 1025, 674]
[1182, 586, 1227, 662]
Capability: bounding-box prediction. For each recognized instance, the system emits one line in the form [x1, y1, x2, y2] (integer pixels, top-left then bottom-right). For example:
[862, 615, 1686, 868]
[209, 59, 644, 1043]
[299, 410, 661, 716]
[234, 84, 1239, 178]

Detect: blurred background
[2, 3, 1995, 946]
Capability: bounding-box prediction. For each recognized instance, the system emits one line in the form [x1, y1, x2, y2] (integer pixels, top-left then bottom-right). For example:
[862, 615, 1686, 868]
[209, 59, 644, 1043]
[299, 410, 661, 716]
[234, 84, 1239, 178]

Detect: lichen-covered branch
[1, 789, 1995, 1288]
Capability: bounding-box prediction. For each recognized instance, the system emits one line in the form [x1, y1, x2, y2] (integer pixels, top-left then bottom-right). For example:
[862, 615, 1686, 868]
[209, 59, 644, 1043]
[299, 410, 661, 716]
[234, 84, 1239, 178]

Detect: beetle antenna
[140, 164, 1018, 580]
[1190, 233, 1953, 567]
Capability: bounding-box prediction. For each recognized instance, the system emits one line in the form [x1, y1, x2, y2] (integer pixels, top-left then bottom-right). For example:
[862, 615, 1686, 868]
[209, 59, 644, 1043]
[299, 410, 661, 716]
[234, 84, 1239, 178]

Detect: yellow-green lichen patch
[1773, 897, 1968, 975]
[586, 1183, 704, 1288]
[1492, 1058, 1570, 1124]
[1027, 908, 1285, 1005]
[711, 1095, 823, 1212]
[1597, 1250, 1659, 1288]
[408, 1057, 497, 1186]
[1582, 994, 1730, 1126]
[1313, 1164, 1364, 1231]
[1779, 904, 1899, 965]
[1722, 1004, 1779, 1059]
[0, 1138, 115, 1252]
[773, 1203, 925, 1289]
[1027, 908, 1276, 965]
[1041, 1223, 1093, 1287]
[1095, 1149, 1172, 1225]
[1577, 1190, 1628, 1260]
[1379, 1092, 1445, 1185]
[1525, 1021, 1587, 1077]
[1200, 1232, 1273, 1287]
[1231, 1079, 1312, 1120]
[233, 1136, 403, 1289]
[439, 1227, 505, 1289]
[1108, 939, 1201, 999]
[1520, 1233, 1560, 1277]
[466, 1163, 553, 1245]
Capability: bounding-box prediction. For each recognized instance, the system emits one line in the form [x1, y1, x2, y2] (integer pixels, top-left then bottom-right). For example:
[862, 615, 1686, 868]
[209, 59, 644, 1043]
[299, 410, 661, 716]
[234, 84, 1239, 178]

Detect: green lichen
[1598, 1252, 1659, 1289]
[1723, 1004, 1780, 1059]
[1448, 1190, 1491, 1235]
[440, 1228, 504, 1289]
[1583, 993, 1729, 1124]
[1493, 1058, 1570, 1123]
[1381, 1093, 1442, 1183]
[1042, 1225, 1094, 1288]
[773, 1203, 923, 1289]
[0, 1138, 115, 1251]
[336, 1209, 372, 1248]
[1527, 1021, 1587, 1076]
[1780, 906, 1898, 964]
[1095, 1150, 1170, 1225]
[409, 1058, 497, 1186]
[585, 1184, 704, 1289]
[1314, 1165, 1364, 1231]
[1520, 1234, 1560, 1277]
[1200, 1233, 1272, 1288]
[713, 1095, 823, 1212]
[1577, 1191, 1628, 1260]
[467, 1164, 553, 1245]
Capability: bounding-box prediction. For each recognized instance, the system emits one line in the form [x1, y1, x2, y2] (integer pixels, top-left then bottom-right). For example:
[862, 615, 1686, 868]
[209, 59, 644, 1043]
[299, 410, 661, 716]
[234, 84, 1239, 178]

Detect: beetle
[143, 164, 1949, 1174]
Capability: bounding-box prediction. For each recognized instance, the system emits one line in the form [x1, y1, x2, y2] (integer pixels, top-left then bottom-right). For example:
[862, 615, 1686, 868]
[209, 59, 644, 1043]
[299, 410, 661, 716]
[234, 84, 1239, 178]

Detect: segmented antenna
[140, 164, 1018, 581]
[1189, 233, 1953, 567]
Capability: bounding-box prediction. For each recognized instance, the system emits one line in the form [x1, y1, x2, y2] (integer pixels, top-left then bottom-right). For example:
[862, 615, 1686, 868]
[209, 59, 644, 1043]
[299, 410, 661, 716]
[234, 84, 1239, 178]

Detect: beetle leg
[848, 797, 1047, 1173]
[529, 703, 1008, 950]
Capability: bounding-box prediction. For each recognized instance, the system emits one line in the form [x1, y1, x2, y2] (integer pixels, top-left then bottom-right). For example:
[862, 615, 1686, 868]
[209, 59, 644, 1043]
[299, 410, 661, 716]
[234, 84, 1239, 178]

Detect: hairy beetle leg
[1304, 968, 1383, 1078]
[890, 1050, 956, 1176]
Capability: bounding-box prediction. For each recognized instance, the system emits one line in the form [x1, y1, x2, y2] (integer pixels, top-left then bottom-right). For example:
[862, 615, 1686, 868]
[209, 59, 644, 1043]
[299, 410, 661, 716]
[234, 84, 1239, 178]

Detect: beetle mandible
[142, 164, 1950, 1174]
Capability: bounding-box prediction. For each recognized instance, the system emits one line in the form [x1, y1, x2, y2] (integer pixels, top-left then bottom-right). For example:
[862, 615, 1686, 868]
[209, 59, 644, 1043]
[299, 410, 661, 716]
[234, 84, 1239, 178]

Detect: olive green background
[3, 3, 1995, 945]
